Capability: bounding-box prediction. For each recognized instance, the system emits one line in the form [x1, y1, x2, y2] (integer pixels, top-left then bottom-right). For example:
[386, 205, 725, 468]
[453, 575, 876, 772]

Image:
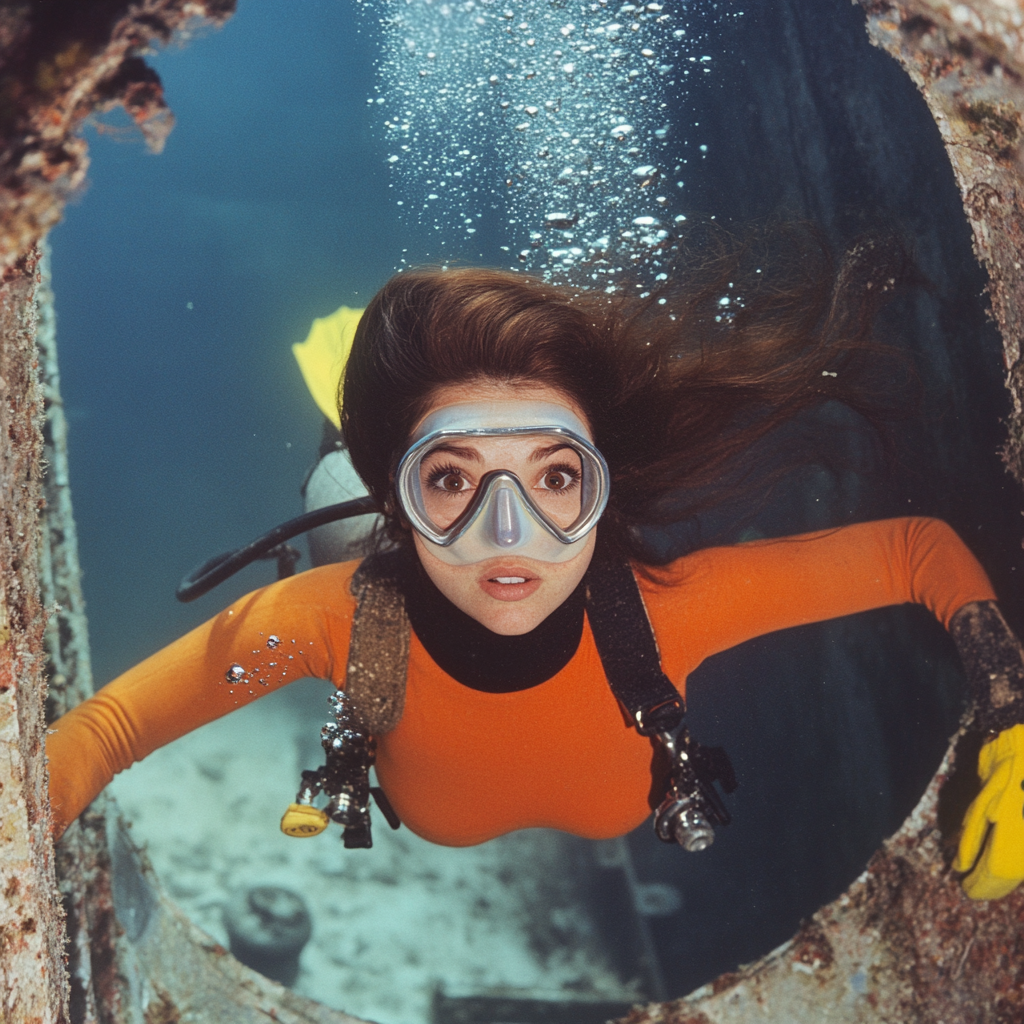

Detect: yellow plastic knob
[280, 803, 329, 838]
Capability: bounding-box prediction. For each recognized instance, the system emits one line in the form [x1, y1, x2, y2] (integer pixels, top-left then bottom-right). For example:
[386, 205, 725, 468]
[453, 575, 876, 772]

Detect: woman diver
[46, 238, 1024, 903]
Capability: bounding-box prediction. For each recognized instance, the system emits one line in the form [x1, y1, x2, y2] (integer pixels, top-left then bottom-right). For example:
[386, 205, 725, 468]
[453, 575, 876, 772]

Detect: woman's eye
[539, 465, 580, 491]
[426, 465, 471, 493]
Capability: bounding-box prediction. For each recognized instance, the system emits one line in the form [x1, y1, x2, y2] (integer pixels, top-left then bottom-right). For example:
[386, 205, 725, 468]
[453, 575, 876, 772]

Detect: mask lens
[418, 448, 476, 530]
[531, 447, 583, 528]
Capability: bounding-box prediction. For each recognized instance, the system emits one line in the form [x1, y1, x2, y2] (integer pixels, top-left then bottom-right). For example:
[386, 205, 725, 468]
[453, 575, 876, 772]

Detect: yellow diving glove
[954, 723, 1024, 900]
[280, 803, 329, 838]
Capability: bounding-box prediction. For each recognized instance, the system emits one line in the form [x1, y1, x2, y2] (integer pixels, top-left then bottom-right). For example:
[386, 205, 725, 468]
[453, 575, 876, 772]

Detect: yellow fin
[291, 305, 365, 429]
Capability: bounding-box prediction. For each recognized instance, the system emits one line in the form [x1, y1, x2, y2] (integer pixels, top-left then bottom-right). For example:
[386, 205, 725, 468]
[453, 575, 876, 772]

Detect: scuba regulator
[651, 724, 736, 852]
[280, 690, 400, 848]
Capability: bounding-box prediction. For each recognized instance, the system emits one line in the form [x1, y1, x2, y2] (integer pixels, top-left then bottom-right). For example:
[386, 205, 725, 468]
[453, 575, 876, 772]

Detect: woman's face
[409, 381, 597, 635]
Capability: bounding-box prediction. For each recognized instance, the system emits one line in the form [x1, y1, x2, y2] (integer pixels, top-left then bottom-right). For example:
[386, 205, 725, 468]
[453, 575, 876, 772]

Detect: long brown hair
[341, 224, 913, 566]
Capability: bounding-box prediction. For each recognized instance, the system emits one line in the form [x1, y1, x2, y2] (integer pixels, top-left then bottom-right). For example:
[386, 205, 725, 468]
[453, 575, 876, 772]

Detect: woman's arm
[641, 516, 997, 683]
[642, 516, 1024, 899]
[46, 561, 359, 837]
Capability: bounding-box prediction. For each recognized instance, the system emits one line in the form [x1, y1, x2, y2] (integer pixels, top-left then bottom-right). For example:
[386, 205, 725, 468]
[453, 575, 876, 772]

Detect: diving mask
[395, 401, 610, 565]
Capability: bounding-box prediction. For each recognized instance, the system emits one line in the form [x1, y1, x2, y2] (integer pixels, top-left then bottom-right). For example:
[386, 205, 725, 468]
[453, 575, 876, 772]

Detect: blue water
[53, 1, 410, 683]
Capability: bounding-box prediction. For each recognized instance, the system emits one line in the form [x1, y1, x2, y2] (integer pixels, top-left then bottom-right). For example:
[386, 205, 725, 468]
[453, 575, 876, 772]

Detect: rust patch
[789, 920, 836, 973]
[0, 1, 238, 272]
[962, 99, 1024, 159]
[710, 970, 741, 996]
[144, 987, 181, 1024]
[627, 1005, 714, 1024]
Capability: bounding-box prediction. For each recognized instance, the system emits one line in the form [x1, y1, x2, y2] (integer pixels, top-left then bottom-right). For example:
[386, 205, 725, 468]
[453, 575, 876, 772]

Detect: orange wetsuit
[46, 517, 995, 846]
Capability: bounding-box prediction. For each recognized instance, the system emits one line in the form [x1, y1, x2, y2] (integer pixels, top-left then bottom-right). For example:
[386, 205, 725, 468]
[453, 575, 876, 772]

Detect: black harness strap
[585, 559, 685, 736]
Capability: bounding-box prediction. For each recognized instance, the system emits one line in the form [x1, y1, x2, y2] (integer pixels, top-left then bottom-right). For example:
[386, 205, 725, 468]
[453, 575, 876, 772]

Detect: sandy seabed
[109, 678, 644, 1024]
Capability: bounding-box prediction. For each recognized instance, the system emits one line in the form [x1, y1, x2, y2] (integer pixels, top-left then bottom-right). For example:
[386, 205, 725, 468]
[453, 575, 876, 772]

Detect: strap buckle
[634, 693, 686, 736]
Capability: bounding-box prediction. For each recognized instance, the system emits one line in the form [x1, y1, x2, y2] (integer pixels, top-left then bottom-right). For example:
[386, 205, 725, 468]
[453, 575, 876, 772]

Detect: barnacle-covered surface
[854, 0, 1024, 488]
[0, 247, 66, 1023]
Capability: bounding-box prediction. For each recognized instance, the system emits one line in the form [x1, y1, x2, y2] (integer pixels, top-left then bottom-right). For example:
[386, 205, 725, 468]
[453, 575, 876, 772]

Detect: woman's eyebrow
[529, 442, 576, 462]
[425, 442, 482, 461]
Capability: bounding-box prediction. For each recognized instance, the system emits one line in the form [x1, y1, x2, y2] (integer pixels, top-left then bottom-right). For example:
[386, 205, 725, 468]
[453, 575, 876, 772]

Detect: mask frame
[395, 402, 610, 565]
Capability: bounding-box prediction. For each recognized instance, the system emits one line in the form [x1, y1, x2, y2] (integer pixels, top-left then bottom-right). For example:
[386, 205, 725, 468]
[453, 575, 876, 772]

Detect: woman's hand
[949, 601, 1024, 900]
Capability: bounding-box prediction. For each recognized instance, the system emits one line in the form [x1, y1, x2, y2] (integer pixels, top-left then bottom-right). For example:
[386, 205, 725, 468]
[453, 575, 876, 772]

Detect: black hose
[176, 496, 379, 603]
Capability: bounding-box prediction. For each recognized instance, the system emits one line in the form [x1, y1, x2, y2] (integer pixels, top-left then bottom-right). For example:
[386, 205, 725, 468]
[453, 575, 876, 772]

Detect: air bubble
[545, 212, 579, 229]
[374, 0, 694, 285]
[226, 664, 246, 684]
[267, 635, 281, 649]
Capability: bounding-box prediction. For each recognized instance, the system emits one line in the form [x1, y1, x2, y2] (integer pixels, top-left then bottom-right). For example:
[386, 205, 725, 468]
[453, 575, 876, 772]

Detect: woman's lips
[478, 566, 542, 602]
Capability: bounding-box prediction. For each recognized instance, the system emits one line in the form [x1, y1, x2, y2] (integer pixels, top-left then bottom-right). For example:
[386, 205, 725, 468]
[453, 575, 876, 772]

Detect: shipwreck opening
[34, 0, 1024, 1020]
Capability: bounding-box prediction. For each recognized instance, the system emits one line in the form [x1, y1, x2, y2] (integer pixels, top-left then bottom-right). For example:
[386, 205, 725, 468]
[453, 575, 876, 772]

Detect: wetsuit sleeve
[46, 562, 358, 838]
[641, 517, 997, 685]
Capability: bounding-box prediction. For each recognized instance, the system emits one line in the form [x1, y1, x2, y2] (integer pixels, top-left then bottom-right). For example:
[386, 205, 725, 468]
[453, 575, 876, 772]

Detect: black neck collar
[400, 551, 587, 693]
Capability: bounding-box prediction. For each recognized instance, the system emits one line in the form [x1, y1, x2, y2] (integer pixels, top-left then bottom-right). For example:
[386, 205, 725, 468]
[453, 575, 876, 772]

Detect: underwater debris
[223, 885, 312, 987]
[0, 0, 237, 274]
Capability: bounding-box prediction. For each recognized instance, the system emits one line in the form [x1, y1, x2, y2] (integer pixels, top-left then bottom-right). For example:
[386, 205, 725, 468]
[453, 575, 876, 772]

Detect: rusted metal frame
[854, 0, 1024, 486]
[0, 248, 69, 1022]
[4, 0, 1024, 1021]
[627, 727, 1024, 1024]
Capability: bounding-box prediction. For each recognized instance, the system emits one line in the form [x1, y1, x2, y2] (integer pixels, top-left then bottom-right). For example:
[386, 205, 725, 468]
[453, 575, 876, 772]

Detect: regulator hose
[176, 495, 379, 603]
